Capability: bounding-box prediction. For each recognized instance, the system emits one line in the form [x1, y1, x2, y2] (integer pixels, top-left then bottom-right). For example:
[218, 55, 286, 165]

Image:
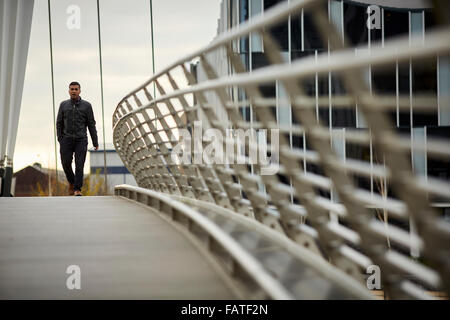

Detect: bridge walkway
[0, 196, 237, 299]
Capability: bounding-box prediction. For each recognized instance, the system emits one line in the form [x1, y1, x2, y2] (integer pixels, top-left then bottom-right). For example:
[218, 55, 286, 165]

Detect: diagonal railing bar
[113, 0, 450, 299]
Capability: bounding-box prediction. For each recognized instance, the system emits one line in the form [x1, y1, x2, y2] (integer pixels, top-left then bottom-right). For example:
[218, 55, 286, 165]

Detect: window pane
[425, 10, 436, 31]
[384, 9, 408, 39]
[410, 11, 423, 37]
[330, 0, 342, 39]
[344, 2, 368, 45]
[412, 58, 438, 126]
[439, 56, 450, 125]
[412, 127, 426, 177]
[240, 0, 249, 53]
[251, 52, 269, 70]
[264, 0, 288, 51]
[277, 81, 290, 126]
[398, 64, 410, 127]
[240, 0, 248, 22]
[330, 74, 355, 128]
[317, 76, 329, 127]
[250, 0, 262, 15]
[231, 0, 239, 52]
[231, 0, 239, 27]
[304, 12, 324, 52]
[259, 82, 276, 119]
[291, 11, 302, 53]
[250, 0, 263, 52]
[427, 127, 450, 203]
[372, 67, 397, 125]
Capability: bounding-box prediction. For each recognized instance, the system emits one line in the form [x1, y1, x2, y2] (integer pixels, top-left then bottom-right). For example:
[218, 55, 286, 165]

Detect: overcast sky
[14, 0, 221, 172]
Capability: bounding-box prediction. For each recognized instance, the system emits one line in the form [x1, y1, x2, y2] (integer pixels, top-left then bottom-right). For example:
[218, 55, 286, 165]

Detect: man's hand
[94, 146, 99, 151]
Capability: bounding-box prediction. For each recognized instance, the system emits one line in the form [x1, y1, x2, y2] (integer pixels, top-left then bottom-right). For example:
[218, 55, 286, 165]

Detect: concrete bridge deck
[0, 196, 236, 299]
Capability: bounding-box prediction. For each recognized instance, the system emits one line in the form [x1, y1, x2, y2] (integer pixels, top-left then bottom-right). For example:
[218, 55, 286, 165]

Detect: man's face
[69, 85, 80, 100]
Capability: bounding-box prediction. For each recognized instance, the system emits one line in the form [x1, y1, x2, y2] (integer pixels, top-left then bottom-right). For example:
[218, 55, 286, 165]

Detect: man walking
[56, 81, 99, 196]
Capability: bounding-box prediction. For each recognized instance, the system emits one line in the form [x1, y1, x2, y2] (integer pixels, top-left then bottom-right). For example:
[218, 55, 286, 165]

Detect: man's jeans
[60, 137, 88, 191]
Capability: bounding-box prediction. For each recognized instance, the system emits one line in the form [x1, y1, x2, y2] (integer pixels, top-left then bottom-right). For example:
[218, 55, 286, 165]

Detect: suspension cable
[96, 0, 108, 194]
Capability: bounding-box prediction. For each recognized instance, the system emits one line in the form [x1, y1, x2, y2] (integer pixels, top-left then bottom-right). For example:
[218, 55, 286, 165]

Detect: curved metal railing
[113, 0, 450, 299]
[115, 184, 374, 299]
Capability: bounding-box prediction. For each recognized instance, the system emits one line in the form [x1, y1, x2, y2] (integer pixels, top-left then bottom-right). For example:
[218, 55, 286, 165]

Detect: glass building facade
[209, 0, 450, 207]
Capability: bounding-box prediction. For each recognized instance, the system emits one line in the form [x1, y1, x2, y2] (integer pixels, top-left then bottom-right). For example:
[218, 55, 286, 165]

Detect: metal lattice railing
[113, 0, 450, 299]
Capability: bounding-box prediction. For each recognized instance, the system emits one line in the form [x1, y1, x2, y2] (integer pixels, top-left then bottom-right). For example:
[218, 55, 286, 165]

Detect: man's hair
[69, 81, 80, 88]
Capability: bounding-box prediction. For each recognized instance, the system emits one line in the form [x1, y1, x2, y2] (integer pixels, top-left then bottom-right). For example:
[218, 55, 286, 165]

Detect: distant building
[89, 145, 137, 194]
[11, 153, 139, 196]
[12, 163, 68, 196]
[12, 163, 49, 197]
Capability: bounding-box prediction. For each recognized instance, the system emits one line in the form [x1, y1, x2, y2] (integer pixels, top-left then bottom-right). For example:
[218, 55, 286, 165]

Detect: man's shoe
[74, 190, 82, 197]
[68, 183, 74, 195]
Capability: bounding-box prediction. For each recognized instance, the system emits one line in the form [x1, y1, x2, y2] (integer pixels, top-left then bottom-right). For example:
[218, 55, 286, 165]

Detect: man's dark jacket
[56, 97, 99, 147]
